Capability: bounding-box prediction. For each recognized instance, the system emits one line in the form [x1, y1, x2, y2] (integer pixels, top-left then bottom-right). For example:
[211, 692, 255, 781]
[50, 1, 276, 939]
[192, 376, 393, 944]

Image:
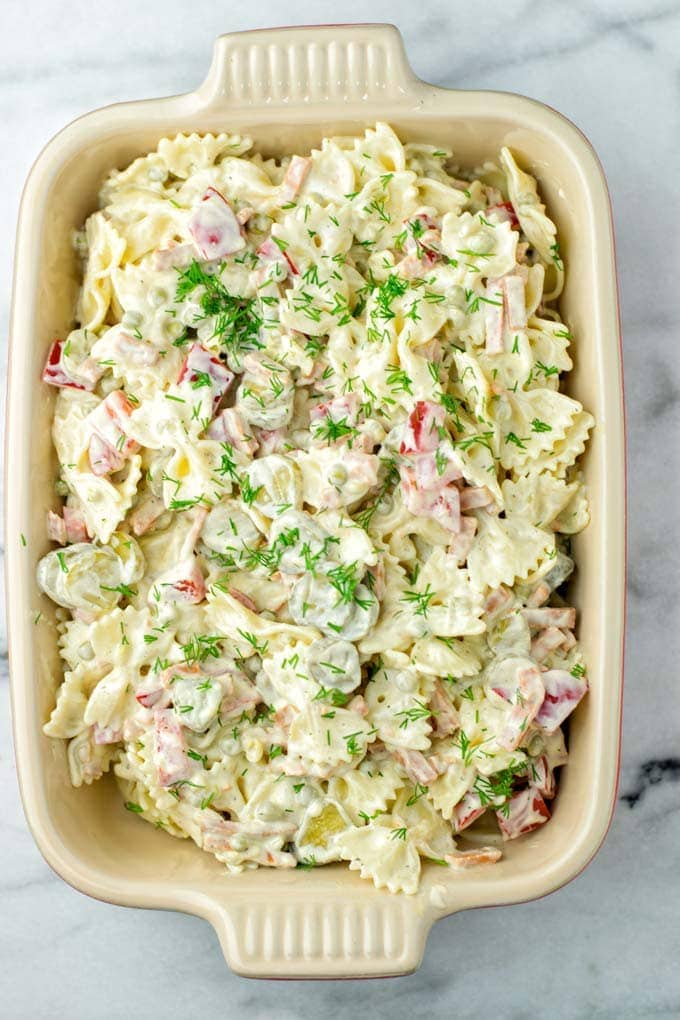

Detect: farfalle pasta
[38, 124, 592, 893]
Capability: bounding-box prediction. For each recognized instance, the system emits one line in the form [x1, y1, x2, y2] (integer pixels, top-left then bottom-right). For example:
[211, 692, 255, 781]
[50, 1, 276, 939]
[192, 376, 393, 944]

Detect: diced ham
[496, 788, 550, 840]
[253, 428, 287, 456]
[198, 812, 296, 865]
[255, 237, 282, 262]
[527, 581, 551, 607]
[93, 723, 123, 745]
[201, 814, 297, 845]
[46, 510, 67, 544]
[409, 211, 437, 231]
[156, 557, 206, 604]
[129, 495, 166, 536]
[74, 357, 107, 390]
[530, 626, 568, 663]
[348, 694, 368, 717]
[503, 275, 527, 329]
[256, 233, 299, 277]
[273, 705, 297, 735]
[85, 390, 139, 457]
[179, 506, 209, 559]
[535, 668, 588, 734]
[393, 748, 438, 786]
[178, 343, 234, 413]
[229, 587, 257, 612]
[310, 395, 362, 447]
[529, 754, 556, 800]
[366, 558, 386, 601]
[522, 607, 576, 630]
[485, 201, 519, 228]
[207, 407, 259, 455]
[311, 395, 364, 448]
[419, 338, 442, 366]
[451, 791, 486, 834]
[483, 586, 513, 621]
[448, 516, 477, 562]
[497, 666, 545, 752]
[560, 629, 577, 651]
[404, 212, 441, 265]
[63, 506, 90, 543]
[400, 401, 446, 455]
[188, 187, 245, 260]
[281, 155, 311, 201]
[84, 330, 158, 379]
[42, 339, 92, 391]
[459, 485, 495, 511]
[153, 242, 197, 270]
[111, 332, 157, 365]
[445, 846, 502, 869]
[310, 393, 360, 427]
[484, 281, 505, 354]
[256, 236, 294, 281]
[401, 463, 462, 532]
[88, 433, 126, 476]
[400, 446, 464, 533]
[318, 450, 379, 510]
[135, 683, 171, 710]
[397, 253, 440, 279]
[153, 708, 190, 787]
[121, 717, 146, 743]
[430, 680, 460, 738]
[404, 239, 440, 269]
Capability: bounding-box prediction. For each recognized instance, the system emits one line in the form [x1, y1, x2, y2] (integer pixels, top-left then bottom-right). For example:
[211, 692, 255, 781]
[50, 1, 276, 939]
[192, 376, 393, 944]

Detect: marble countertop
[2, 1, 679, 1016]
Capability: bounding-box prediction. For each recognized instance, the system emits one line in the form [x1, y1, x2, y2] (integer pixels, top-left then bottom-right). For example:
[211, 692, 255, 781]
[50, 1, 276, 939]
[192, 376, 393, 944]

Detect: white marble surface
[2, 1, 679, 1016]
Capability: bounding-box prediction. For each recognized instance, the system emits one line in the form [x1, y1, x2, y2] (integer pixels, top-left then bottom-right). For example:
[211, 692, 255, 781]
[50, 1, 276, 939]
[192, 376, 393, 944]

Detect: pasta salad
[38, 124, 592, 894]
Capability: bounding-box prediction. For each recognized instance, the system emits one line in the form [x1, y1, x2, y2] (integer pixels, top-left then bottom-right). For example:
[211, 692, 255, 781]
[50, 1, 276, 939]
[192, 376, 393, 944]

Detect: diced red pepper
[400, 401, 446, 455]
[153, 708, 190, 787]
[281, 155, 311, 201]
[535, 668, 588, 734]
[42, 339, 91, 391]
[46, 510, 67, 544]
[63, 506, 90, 543]
[497, 788, 550, 840]
[157, 557, 206, 605]
[452, 791, 486, 833]
[178, 343, 234, 414]
[486, 201, 519, 228]
[88, 433, 126, 476]
[188, 187, 245, 260]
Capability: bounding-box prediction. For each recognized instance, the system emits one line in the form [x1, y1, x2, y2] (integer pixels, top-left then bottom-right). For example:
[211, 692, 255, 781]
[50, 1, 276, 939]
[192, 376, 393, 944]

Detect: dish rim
[5, 23, 626, 978]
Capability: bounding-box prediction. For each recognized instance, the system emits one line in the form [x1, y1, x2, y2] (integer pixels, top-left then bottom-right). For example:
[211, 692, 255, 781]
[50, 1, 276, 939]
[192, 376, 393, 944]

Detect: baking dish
[6, 24, 625, 979]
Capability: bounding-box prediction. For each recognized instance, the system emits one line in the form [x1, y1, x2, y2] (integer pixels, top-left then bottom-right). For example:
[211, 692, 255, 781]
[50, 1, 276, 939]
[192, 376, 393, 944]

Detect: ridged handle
[196, 24, 424, 107]
[193, 24, 431, 979]
[207, 892, 430, 978]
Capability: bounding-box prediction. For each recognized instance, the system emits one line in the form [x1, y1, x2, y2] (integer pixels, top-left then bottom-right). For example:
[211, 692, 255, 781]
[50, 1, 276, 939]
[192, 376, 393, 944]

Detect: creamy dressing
[38, 124, 591, 893]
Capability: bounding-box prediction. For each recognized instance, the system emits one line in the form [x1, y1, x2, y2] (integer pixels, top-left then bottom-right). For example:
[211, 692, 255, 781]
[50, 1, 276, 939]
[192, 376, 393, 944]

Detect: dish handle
[195, 24, 428, 109]
[202, 887, 434, 978]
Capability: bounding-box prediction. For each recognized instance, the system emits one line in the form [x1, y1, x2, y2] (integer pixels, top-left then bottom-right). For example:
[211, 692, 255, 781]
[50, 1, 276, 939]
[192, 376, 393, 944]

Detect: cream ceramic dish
[6, 24, 625, 979]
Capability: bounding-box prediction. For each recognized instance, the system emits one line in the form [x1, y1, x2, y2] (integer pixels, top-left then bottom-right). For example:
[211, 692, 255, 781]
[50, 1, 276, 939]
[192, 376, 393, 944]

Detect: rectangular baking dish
[6, 24, 625, 979]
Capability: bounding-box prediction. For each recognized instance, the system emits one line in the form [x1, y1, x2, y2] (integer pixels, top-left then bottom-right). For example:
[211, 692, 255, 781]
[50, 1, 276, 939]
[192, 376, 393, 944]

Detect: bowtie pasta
[38, 124, 592, 894]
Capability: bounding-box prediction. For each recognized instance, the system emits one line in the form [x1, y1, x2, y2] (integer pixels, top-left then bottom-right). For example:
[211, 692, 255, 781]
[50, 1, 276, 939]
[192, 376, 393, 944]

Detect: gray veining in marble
[2, 1, 680, 1017]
